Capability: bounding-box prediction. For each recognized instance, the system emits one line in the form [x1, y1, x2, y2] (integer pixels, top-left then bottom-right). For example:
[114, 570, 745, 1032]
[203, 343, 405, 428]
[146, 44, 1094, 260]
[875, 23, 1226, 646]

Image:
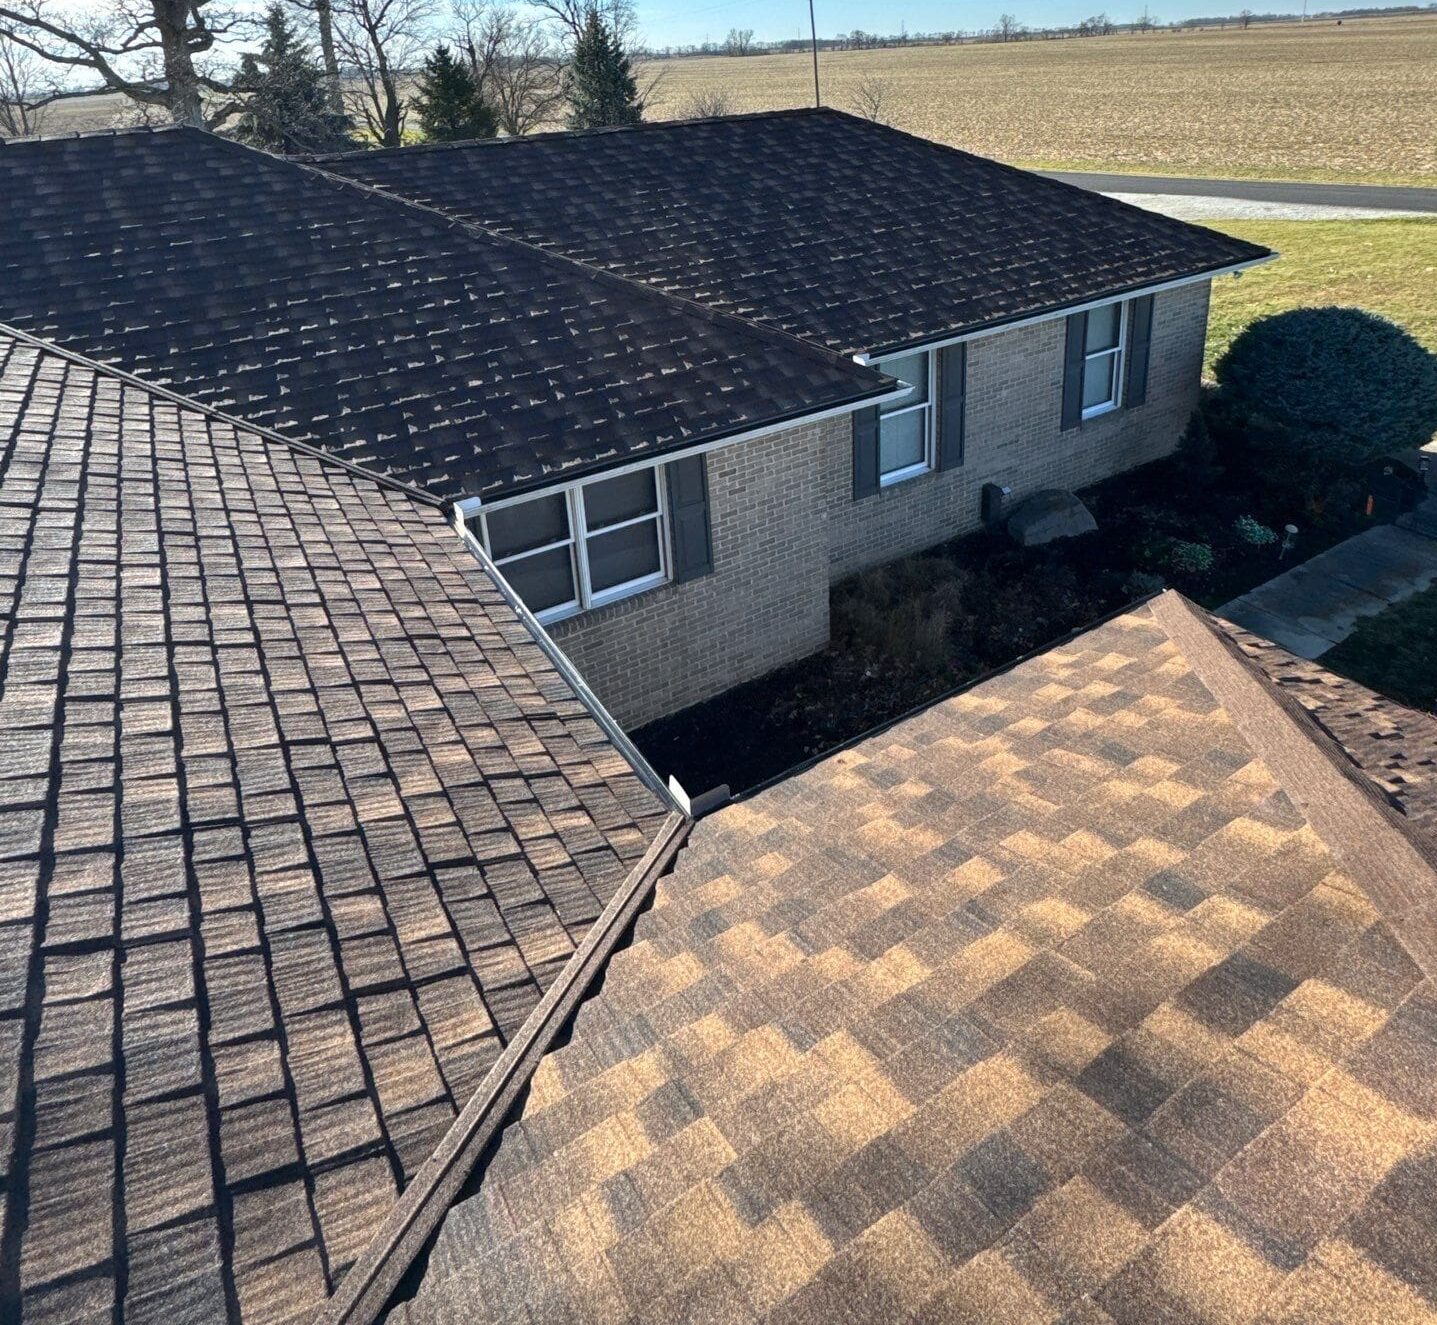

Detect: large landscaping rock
[1007, 489, 1097, 546]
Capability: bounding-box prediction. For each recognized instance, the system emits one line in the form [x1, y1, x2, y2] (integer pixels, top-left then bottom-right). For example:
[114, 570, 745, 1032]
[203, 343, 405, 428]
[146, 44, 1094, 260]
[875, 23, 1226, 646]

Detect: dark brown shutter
[937, 344, 966, 470]
[1124, 294, 1155, 408]
[666, 454, 713, 582]
[852, 406, 880, 500]
[1061, 311, 1087, 431]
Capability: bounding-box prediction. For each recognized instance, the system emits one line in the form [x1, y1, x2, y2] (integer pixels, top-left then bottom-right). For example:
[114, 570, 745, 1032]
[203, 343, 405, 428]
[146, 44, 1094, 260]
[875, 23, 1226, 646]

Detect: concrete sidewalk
[1219, 497, 1437, 658]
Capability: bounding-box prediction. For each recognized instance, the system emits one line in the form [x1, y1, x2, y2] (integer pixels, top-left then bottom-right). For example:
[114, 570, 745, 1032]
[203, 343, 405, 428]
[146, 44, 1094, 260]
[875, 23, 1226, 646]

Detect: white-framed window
[1081, 301, 1128, 419]
[875, 349, 935, 486]
[474, 465, 669, 623]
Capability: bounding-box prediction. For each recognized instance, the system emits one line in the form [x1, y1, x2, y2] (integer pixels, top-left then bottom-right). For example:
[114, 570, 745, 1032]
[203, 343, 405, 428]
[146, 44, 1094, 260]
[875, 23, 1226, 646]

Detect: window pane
[878, 351, 928, 413]
[502, 546, 577, 614]
[879, 408, 927, 475]
[587, 520, 662, 593]
[1085, 303, 1121, 354]
[487, 493, 569, 560]
[1082, 352, 1117, 409]
[583, 468, 658, 532]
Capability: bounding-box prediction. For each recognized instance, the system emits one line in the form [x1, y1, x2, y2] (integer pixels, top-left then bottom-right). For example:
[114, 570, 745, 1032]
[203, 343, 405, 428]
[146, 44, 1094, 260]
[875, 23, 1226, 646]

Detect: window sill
[879, 463, 932, 489]
[538, 573, 676, 630]
[1081, 401, 1119, 422]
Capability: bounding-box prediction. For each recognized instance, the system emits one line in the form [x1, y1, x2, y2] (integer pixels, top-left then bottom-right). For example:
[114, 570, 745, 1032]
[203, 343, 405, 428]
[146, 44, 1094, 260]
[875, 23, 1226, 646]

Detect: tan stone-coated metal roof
[0, 327, 672, 1323]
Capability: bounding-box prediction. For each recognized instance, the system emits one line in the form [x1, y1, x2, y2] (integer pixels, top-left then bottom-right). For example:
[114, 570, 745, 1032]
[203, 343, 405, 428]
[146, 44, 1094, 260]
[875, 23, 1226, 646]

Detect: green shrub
[1212, 307, 1437, 502]
[1122, 570, 1167, 599]
[1165, 539, 1217, 577]
[1232, 514, 1278, 546]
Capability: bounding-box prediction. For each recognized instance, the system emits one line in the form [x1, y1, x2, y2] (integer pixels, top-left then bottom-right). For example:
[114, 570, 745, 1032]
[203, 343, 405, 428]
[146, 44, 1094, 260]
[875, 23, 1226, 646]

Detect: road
[1040, 172, 1437, 214]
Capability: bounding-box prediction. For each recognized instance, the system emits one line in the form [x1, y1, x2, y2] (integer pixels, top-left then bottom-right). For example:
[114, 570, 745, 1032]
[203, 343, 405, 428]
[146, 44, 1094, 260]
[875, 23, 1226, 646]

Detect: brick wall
[548, 418, 833, 730]
[547, 281, 1211, 728]
[827, 281, 1212, 580]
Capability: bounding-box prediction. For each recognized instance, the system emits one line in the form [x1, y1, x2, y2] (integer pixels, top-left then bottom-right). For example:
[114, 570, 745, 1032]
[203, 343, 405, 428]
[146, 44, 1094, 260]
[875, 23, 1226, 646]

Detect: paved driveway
[1106, 193, 1430, 221]
[1219, 498, 1437, 658]
[1040, 172, 1437, 213]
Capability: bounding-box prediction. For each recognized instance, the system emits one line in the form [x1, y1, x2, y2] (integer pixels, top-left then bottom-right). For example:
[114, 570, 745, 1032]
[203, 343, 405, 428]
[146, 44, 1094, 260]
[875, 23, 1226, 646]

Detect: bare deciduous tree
[0, 0, 250, 127]
[529, 0, 635, 47]
[722, 27, 753, 56]
[334, 0, 431, 144]
[993, 13, 1025, 41]
[0, 27, 46, 135]
[1238, 8, 1254, 26]
[848, 74, 893, 124]
[451, 0, 562, 134]
[287, 0, 345, 112]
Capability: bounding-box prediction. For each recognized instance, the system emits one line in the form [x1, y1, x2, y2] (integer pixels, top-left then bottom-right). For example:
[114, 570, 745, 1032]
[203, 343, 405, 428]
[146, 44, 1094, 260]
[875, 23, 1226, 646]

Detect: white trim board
[453, 386, 911, 518]
[851, 255, 1277, 365]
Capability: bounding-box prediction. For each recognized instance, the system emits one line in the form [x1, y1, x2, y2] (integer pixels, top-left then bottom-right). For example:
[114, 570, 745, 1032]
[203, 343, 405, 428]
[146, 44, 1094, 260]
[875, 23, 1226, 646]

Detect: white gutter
[852, 255, 1278, 364]
[455, 253, 1276, 518]
[453, 518, 678, 806]
[453, 382, 912, 518]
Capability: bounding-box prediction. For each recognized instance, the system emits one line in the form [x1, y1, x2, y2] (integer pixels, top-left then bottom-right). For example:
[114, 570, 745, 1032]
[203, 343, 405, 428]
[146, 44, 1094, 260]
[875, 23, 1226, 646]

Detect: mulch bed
[634, 454, 1421, 797]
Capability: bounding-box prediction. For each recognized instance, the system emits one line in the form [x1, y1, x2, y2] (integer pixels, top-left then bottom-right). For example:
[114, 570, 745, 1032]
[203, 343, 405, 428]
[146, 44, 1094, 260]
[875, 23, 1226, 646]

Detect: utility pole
[809, 0, 821, 106]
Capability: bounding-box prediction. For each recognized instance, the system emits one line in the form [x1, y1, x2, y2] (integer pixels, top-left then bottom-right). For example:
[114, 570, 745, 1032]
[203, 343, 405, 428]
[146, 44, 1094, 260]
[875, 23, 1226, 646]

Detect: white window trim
[875, 349, 937, 488]
[474, 463, 671, 625]
[1080, 300, 1128, 421]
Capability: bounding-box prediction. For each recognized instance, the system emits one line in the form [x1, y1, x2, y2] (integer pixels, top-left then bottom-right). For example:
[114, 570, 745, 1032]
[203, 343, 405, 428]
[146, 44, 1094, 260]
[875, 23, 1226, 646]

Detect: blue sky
[633, 0, 1203, 47]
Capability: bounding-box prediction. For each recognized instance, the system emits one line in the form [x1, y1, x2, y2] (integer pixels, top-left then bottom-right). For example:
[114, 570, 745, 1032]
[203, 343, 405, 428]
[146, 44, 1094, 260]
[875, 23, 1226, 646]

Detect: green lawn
[1205, 217, 1437, 373]
[1323, 584, 1437, 714]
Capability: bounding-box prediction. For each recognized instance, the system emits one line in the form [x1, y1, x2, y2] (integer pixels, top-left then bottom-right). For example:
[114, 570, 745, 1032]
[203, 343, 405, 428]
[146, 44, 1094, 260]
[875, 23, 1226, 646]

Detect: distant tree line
[638, 1, 1433, 58]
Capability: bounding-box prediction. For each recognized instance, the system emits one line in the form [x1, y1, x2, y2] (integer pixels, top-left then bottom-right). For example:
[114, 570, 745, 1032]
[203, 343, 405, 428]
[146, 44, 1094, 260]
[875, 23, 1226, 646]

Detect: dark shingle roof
[1221, 620, 1437, 843]
[0, 325, 677, 1323]
[0, 128, 891, 503]
[312, 109, 1273, 358]
[386, 595, 1437, 1325]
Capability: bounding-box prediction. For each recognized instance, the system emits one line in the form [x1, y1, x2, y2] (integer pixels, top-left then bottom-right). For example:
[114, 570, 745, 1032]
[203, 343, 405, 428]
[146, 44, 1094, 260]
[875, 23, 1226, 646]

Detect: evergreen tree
[412, 44, 497, 142]
[565, 7, 643, 130]
[233, 5, 352, 154]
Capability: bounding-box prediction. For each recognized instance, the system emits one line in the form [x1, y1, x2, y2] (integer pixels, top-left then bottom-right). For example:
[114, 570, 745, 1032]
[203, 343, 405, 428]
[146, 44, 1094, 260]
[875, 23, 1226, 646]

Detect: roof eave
[858, 250, 1277, 361]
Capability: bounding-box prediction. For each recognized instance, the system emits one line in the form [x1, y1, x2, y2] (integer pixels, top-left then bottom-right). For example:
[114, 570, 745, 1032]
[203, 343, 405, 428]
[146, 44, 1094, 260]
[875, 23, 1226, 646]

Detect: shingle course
[0, 327, 670, 1321]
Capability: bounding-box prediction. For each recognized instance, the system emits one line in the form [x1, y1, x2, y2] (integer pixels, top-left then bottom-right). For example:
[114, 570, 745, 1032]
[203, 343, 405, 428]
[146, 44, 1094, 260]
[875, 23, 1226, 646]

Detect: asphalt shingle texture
[315, 109, 1272, 358]
[1222, 620, 1437, 845]
[388, 605, 1437, 1325]
[0, 328, 670, 1323]
[0, 128, 889, 503]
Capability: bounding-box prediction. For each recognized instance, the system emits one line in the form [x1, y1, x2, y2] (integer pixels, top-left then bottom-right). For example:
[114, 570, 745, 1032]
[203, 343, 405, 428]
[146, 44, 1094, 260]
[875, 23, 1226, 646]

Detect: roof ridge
[302, 105, 834, 163]
[0, 318, 447, 509]
[0, 121, 182, 148]
[281, 134, 895, 385]
[1150, 591, 1437, 977]
[315, 808, 691, 1325]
